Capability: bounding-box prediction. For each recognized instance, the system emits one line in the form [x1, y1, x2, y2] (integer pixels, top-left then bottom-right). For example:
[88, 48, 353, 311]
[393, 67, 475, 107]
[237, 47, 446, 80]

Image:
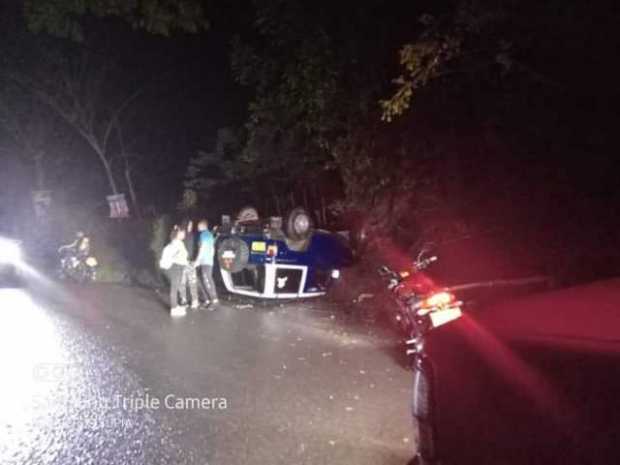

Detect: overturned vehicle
[215, 207, 353, 299]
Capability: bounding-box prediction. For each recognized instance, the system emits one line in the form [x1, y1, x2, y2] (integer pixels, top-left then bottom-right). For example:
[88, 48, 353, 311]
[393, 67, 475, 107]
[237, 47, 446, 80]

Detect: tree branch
[102, 86, 144, 154]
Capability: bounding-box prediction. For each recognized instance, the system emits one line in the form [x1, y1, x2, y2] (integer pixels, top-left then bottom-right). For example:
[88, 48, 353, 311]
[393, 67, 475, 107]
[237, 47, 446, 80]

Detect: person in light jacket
[159, 226, 189, 317]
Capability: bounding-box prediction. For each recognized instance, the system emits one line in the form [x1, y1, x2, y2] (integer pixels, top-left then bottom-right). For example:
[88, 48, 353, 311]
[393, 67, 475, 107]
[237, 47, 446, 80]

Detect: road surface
[0, 280, 413, 465]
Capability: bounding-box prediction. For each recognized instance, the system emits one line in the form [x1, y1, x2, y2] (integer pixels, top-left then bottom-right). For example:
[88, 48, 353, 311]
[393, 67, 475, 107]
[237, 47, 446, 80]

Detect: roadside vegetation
[1, 1, 618, 287]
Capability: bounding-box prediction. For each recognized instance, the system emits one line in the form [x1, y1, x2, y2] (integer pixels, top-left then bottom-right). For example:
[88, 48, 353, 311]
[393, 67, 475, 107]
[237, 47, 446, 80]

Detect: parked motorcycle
[379, 248, 462, 342]
[379, 247, 463, 464]
[58, 235, 98, 283]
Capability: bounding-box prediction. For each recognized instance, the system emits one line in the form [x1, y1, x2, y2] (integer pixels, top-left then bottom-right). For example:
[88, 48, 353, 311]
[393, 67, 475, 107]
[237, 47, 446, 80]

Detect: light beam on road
[0, 289, 64, 420]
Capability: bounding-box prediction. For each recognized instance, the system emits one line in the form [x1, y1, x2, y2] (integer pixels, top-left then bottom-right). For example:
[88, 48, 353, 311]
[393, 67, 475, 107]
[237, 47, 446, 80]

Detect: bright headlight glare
[0, 240, 21, 263]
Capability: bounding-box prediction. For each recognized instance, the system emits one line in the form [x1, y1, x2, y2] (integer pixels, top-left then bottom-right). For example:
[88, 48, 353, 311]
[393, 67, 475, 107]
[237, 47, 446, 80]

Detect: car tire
[217, 237, 250, 273]
[236, 206, 260, 224]
[285, 207, 314, 241]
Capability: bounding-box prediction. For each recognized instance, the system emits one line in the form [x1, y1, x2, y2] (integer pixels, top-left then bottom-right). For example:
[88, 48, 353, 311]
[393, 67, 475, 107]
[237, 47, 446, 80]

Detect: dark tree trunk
[125, 162, 140, 218]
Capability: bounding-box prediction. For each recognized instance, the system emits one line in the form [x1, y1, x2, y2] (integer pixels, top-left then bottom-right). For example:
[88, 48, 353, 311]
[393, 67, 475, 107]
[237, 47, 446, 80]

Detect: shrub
[94, 238, 130, 284]
[150, 214, 171, 272]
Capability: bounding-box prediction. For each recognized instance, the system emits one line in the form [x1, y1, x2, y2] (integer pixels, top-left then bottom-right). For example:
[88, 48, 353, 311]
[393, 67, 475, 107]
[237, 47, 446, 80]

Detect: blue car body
[216, 228, 353, 299]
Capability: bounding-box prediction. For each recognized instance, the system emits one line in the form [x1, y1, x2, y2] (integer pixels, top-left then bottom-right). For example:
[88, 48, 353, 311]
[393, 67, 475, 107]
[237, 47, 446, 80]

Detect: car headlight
[0, 239, 21, 264]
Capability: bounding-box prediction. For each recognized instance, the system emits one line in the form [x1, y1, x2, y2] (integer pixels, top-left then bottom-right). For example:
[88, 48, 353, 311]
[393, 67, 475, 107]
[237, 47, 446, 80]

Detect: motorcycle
[379, 247, 463, 344]
[379, 247, 463, 464]
[58, 235, 98, 283]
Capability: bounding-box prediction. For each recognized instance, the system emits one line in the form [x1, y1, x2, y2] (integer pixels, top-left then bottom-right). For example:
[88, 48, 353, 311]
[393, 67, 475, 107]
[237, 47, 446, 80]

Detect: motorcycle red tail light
[424, 291, 454, 308]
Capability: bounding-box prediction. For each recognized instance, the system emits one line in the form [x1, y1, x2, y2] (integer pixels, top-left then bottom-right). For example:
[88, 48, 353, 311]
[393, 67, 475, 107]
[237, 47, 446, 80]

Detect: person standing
[180, 219, 200, 310]
[159, 226, 189, 317]
[195, 219, 218, 307]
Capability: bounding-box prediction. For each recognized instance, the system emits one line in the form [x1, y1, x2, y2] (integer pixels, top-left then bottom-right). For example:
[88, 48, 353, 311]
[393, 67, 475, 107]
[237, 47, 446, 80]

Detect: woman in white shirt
[159, 226, 190, 317]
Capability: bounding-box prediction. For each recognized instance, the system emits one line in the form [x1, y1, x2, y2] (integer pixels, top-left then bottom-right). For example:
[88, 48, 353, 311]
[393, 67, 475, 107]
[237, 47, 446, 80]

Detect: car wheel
[285, 207, 314, 241]
[217, 237, 250, 273]
[236, 206, 260, 224]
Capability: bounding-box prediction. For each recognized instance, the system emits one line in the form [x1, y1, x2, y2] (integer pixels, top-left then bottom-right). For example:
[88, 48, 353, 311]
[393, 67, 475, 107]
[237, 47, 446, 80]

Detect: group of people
[159, 219, 218, 317]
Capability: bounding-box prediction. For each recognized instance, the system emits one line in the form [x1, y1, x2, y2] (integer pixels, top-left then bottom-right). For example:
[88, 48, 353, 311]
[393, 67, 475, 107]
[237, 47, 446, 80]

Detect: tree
[181, 127, 247, 213]
[380, 0, 595, 121]
[231, 22, 341, 187]
[113, 118, 142, 216]
[14, 0, 210, 203]
[23, 0, 209, 39]
[230, 0, 431, 214]
[12, 42, 144, 195]
[374, 0, 620, 258]
[0, 84, 68, 191]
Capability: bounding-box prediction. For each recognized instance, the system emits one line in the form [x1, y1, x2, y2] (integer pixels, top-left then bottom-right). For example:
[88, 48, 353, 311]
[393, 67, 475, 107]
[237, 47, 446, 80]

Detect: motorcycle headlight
[0, 239, 21, 264]
[85, 257, 98, 267]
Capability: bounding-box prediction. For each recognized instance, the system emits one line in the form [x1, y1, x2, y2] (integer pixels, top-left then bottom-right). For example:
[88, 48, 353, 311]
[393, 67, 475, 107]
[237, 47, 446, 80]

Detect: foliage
[380, 0, 587, 121]
[183, 128, 243, 197]
[230, 0, 404, 210]
[380, 3, 503, 121]
[94, 239, 131, 283]
[0, 82, 71, 190]
[4, 21, 160, 197]
[149, 214, 171, 270]
[13, 0, 211, 211]
[24, 0, 208, 39]
[226, 0, 620, 269]
[180, 127, 251, 214]
[380, 33, 463, 122]
[231, 22, 341, 183]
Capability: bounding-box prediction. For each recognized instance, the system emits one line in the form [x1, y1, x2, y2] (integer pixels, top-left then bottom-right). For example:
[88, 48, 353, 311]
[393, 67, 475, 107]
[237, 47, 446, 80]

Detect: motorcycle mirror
[416, 242, 436, 262]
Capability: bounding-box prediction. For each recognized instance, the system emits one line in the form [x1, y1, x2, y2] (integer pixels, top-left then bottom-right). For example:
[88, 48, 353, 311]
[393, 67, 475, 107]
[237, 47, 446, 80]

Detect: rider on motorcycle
[76, 235, 90, 258]
[58, 231, 97, 282]
[58, 231, 85, 254]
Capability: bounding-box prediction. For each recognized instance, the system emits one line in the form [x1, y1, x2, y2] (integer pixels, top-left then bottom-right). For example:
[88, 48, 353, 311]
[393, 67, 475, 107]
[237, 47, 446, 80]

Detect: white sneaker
[190, 302, 200, 310]
[170, 306, 187, 317]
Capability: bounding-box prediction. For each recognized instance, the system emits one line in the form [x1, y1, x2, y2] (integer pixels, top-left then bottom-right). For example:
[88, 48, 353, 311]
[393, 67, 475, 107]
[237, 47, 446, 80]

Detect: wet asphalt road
[0, 280, 413, 465]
